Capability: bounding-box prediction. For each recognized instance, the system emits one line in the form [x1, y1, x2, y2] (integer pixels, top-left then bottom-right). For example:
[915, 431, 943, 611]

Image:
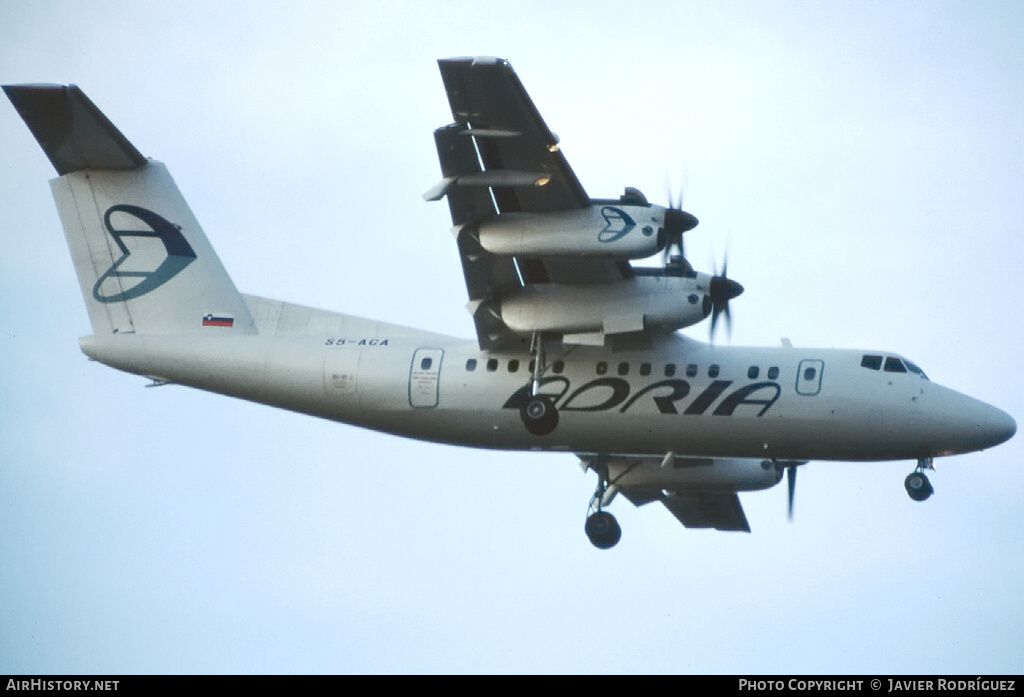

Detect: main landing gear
[521, 394, 558, 435]
[584, 456, 622, 549]
[519, 332, 559, 436]
[904, 457, 934, 502]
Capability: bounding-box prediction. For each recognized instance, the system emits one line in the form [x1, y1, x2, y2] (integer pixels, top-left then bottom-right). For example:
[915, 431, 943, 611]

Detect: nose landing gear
[583, 455, 622, 549]
[905, 457, 934, 502]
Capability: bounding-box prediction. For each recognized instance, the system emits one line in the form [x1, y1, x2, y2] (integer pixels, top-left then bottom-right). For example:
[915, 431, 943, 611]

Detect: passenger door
[796, 359, 824, 396]
[409, 348, 444, 408]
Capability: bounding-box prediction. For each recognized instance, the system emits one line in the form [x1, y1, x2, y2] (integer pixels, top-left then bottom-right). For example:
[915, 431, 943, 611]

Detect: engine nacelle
[599, 455, 784, 493]
[471, 204, 671, 259]
[497, 274, 712, 338]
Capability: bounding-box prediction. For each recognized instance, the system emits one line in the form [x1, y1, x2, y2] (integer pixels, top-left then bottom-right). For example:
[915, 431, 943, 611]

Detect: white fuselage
[77, 297, 1015, 464]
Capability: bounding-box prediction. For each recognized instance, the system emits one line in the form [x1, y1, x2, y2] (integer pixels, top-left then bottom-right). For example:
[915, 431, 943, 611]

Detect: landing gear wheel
[905, 471, 933, 502]
[520, 394, 558, 436]
[584, 511, 621, 549]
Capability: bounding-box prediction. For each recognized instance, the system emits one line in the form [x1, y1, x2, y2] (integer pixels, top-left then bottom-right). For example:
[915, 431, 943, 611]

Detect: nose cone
[976, 404, 1017, 449]
[940, 396, 1016, 454]
[909, 385, 1016, 457]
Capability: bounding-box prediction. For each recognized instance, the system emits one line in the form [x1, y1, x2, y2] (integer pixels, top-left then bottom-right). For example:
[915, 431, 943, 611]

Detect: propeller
[661, 180, 699, 264]
[773, 460, 806, 521]
[708, 252, 743, 341]
[787, 465, 797, 521]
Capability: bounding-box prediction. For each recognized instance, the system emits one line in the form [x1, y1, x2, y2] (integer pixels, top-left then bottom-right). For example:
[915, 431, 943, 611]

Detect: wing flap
[660, 491, 751, 532]
[620, 486, 751, 532]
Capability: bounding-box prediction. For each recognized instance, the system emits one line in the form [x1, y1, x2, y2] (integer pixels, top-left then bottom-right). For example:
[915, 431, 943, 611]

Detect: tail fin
[5, 84, 255, 335]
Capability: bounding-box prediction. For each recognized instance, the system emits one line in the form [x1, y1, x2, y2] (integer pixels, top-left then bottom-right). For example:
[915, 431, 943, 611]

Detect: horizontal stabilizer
[4, 84, 147, 174]
[8, 83, 255, 336]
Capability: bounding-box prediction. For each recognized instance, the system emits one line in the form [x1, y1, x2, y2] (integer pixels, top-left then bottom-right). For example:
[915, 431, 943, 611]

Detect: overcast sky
[2, 0, 1022, 674]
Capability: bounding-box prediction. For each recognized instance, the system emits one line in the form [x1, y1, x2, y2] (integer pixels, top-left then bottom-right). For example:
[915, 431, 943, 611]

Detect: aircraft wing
[431, 56, 588, 215]
[427, 58, 634, 347]
[620, 488, 752, 533]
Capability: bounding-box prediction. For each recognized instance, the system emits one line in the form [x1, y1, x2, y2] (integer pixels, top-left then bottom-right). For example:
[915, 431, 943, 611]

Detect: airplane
[5, 57, 1015, 549]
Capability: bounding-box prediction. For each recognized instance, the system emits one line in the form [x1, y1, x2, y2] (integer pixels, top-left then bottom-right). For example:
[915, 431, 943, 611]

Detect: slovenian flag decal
[202, 313, 234, 327]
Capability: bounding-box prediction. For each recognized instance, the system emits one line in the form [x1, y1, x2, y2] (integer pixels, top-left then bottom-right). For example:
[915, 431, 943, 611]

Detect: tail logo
[93, 205, 197, 303]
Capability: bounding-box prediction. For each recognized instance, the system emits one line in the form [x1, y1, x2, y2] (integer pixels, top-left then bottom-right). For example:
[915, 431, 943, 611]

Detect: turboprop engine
[473, 203, 671, 259]
[497, 274, 713, 340]
[460, 188, 699, 260]
[585, 454, 785, 493]
[491, 268, 742, 343]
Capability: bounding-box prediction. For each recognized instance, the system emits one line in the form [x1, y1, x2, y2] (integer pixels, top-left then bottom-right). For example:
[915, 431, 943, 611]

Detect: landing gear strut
[584, 456, 621, 549]
[519, 332, 559, 436]
[905, 457, 934, 502]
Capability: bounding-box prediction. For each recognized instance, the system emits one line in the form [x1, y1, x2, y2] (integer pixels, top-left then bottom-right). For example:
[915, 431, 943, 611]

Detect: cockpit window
[903, 359, 929, 380]
[884, 357, 907, 373]
[863, 354, 926, 379]
[861, 355, 883, 370]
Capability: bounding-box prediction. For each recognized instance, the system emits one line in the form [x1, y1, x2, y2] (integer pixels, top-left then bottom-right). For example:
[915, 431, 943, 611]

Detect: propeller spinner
[658, 182, 743, 341]
[708, 254, 743, 341]
[662, 207, 699, 262]
[661, 185, 699, 263]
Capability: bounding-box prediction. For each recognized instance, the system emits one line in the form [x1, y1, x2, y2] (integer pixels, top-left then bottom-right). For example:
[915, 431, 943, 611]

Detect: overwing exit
[4, 59, 1015, 549]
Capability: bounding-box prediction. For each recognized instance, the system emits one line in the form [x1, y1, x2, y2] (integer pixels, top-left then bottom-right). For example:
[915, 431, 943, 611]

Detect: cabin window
[664, 363, 676, 377]
[508, 359, 520, 373]
[686, 364, 698, 378]
[617, 362, 629, 376]
[420, 358, 432, 370]
[861, 355, 883, 370]
[708, 364, 720, 378]
[596, 361, 608, 375]
[552, 360, 565, 374]
[804, 367, 817, 381]
[748, 366, 759, 380]
[639, 362, 651, 376]
[486, 358, 498, 372]
[884, 357, 907, 373]
[466, 359, 477, 372]
[767, 366, 779, 380]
